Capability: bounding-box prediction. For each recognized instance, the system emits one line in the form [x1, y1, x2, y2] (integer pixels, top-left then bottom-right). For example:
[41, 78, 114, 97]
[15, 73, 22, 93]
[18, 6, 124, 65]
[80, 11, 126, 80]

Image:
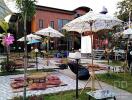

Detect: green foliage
[15, 0, 36, 21]
[12, 89, 90, 100]
[99, 61, 124, 67]
[115, 0, 132, 21]
[0, 60, 16, 72]
[0, 21, 9, 33]
[0, 70, 23, 76]
[97, 72, 132, 93]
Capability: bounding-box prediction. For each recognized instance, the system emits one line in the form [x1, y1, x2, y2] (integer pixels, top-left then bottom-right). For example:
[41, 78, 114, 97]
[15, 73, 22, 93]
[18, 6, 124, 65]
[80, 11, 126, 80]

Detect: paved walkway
[0, 72, 85, 100]
[59, 69, 132, 100]
[0, 57, 132, 100]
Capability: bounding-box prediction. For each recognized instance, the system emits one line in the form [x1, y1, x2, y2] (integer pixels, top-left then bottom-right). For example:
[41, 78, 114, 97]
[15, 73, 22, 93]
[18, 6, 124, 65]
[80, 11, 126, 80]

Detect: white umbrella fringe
[63, 20, 122, 33]
[63, 11, 122, 33]
[35, 26, 64, 37]
[17, 33, 42, 41]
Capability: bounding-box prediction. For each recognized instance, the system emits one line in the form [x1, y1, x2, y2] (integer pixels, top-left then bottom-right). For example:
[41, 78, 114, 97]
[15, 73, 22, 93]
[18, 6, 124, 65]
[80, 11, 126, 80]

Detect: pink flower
[2, 33, 14, 46]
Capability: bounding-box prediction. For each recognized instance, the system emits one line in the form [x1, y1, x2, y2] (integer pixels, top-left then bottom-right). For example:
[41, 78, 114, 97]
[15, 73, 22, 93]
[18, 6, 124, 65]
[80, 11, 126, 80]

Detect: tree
[15, 0, 36, 99]
[115, 0, 132, 21]
[0, 21, 9, 33]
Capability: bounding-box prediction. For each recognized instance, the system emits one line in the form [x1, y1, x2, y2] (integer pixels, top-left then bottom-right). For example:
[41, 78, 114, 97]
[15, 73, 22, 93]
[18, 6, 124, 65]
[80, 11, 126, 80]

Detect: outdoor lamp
[35, 48, 39, 52]
[18, 47, 21, 56]
[74, 51, 81, 99]
[31, 46, 33, 50]
[13, 47, 15, 50]
[35, 48, 39, 71]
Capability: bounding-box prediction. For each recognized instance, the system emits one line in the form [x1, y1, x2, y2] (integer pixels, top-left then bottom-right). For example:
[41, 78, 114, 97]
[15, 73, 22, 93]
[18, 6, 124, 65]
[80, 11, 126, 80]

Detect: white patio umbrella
[63, 11, 122, 93]
[63, 11, 122, 33]
[0, 0, 12, 20]
[35, 26, 64, 66]
[35, 26, 64, 37]
[123, 28, 132, 35]
[17, 33, 42, 41]
[35, 26, 64, 50]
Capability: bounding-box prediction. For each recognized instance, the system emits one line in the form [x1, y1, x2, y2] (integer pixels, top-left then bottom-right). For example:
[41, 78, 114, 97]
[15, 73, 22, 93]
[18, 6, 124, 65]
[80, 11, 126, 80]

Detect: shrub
[0, 60, 16, 72]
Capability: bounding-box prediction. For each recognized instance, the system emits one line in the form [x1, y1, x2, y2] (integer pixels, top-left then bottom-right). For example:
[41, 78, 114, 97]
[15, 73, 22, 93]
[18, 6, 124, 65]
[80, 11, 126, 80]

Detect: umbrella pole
[80, 22, 102, 94]
[91, 34, 95, 91]
[90, 22, 95, 91]
[46, 33, 50, 66]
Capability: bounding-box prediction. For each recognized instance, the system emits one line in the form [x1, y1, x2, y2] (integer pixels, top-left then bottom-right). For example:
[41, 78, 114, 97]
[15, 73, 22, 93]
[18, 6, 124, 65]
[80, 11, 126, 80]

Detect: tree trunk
[23, 12, 27, 100]
[6, 46, 9, 64]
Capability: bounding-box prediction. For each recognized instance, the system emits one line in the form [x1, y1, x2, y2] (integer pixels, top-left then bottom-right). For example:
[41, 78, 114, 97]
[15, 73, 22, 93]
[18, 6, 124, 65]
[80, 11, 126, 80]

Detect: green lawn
[97, 72, 132, 93]
[0, 70, 23, 76]
[12, 89, 90, 100]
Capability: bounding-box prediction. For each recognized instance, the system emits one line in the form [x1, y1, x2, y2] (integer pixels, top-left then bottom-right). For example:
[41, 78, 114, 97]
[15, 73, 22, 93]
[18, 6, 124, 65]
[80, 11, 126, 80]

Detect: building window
[39, 19, 43, 28]
[50, 21, 54, 28]
[58, 19, 70, 31]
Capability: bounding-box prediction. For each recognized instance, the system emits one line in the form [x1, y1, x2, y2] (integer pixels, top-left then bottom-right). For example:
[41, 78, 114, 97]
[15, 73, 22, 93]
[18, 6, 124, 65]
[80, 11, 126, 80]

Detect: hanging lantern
[108, 32, 112, 37]
[104, 39, 108, 45]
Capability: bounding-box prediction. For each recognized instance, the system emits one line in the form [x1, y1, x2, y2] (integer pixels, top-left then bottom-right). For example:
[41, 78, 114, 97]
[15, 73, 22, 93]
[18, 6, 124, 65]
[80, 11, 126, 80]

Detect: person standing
[127, 43, 132, 69]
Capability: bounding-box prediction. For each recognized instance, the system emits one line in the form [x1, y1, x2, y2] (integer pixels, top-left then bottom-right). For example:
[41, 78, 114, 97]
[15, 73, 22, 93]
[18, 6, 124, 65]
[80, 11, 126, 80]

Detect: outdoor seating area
[0, 0, 132, 100]
[10, 72, 66, 92]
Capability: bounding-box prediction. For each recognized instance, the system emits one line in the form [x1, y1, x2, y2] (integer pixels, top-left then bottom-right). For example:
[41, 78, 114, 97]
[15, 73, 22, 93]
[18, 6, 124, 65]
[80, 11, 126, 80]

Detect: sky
[36, 0, 122, 15]
[5, 0, 122, 16]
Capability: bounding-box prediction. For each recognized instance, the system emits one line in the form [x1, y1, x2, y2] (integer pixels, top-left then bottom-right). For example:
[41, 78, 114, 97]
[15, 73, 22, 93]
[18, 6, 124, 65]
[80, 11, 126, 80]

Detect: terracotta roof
[74, 6, 92, 12]
[36, 5, 75, 15]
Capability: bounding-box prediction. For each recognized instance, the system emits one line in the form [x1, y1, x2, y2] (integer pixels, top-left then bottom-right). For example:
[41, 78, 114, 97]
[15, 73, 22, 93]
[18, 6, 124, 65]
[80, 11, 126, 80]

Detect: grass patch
[99, 60, 124, 66]
[0, 69, 54, 76]
[12, 89, 90, 100]
[97, 72, 132, 93]
[0, 70, 23, 76]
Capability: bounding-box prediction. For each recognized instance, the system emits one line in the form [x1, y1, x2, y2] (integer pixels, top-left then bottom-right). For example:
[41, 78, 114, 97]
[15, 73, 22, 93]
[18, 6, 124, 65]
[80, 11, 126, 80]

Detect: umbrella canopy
[63, 11, 122, 33]
[114, 28, 132, 39]
[63, 11, 122, 92]
[0, 0, 12, 20]
[17, 33, 42, 41]
[35, 26, 64, 37]
[123, 28, 132, 35]
[27, 39, 41, 44]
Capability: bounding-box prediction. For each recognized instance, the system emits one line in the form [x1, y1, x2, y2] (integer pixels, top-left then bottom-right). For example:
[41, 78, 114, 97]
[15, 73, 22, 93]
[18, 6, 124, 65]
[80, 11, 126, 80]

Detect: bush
[0, 60, 16, 72]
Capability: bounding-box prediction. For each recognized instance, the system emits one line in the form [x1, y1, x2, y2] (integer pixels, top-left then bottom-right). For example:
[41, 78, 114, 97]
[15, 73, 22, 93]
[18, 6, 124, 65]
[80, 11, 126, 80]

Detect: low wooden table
[86, 89, 116, 100]
[27, 72, 49, 83]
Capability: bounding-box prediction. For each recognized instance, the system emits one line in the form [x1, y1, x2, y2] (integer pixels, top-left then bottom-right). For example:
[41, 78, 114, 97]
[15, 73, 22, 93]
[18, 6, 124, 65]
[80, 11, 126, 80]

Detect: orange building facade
[30, 5, 91, 50]
[31, 5, 90, 32]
